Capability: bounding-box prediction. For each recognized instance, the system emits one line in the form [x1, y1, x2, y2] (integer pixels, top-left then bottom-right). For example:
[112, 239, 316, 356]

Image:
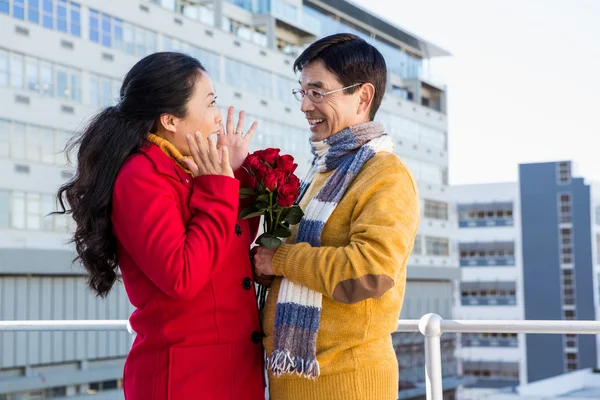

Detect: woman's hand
[217, 106, 258, 171]
[183, 131, 234, 178]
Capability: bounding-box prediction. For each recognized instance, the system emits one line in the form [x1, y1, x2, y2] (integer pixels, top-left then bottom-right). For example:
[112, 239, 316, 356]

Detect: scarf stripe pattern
[267, 122, 394, 379]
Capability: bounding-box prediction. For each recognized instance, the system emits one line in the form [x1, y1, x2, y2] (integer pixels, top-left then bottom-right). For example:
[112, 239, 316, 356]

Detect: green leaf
[257, 194, 270, 203]
[256, 201, 270, 210]
[261, 236, 283, 249]
[240, 206, 264, 219]
[283, 206, 304, 225]
[273, 228, 292, 238]
[239, 188, 257, 199]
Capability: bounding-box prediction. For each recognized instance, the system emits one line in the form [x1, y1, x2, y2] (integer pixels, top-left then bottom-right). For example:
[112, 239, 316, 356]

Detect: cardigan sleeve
[271, 157, 419, 304]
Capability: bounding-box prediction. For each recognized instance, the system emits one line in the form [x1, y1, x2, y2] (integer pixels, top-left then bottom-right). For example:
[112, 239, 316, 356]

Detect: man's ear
[357, 83, 375, 116]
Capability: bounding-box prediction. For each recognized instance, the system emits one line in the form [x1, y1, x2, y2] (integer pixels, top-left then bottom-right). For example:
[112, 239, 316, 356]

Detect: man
[253, 33, 420, 400]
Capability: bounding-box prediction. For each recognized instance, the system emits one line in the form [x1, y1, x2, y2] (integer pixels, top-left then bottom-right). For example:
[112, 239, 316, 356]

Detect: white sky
[354, 0, 600, 185]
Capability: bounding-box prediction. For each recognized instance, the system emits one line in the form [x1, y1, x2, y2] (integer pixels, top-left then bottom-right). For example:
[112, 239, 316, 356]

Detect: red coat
[111, 143, 265, 400]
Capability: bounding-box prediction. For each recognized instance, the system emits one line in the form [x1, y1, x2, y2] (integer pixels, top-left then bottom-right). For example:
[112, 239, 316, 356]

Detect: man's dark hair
[294, 33, 387, 121]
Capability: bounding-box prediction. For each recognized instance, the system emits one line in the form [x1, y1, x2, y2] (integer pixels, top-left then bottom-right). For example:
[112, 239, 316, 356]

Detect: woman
[57, 52, 265, 400]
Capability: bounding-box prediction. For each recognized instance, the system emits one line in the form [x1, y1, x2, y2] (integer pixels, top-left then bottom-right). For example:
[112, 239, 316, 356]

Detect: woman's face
[159, 70, 223, 156]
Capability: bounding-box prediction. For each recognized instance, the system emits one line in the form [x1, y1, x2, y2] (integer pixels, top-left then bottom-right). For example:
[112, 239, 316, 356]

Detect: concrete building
[453, 161, 600, 400]
[484, 368, 600, 400]
[0, 0, 455, 398]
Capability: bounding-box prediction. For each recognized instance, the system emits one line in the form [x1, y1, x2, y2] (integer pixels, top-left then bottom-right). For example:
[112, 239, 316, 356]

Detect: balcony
[255, 0, 320, 37]
[2, 315, 600, 400]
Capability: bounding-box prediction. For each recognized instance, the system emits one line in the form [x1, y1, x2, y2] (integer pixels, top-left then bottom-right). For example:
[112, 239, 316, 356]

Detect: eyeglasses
[292, 83, 363, 103]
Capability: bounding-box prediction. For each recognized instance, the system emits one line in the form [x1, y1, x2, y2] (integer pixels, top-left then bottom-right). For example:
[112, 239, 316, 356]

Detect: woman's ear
[158, 113, 179, 134]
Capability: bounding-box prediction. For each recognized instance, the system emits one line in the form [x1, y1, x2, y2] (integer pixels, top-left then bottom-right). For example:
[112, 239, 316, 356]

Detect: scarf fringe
[267, 350, 321, 380]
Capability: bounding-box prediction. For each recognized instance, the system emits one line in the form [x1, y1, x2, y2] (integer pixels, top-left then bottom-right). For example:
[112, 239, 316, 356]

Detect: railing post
[419, 313, 444, 400]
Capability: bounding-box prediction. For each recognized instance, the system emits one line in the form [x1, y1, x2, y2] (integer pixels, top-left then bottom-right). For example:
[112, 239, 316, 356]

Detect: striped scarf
[267, 121, 394, 379]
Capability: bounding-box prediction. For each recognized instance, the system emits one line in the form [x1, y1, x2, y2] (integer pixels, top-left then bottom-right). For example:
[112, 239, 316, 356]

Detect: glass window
[70, 70, 80, 101]
[113, 18, 123, 51]
[134, 26, 145, 56]
[10, 54, 25, 89]
[13, 0, 25, 19]
[0, 119, 9, 157]
[42, 0, 53, 28]
[101, 76, 112, 107]
[28, 0, 40, 23]
[70, 2, 81, 36]
[89, 9, 99, 43]
[0, 49, 8, 86]
[12, 191, 26, 229]
[26, 56, 39, 92]
[56, 0, 67, 32]
[26, 192, 41, 230]
[101, 13, 111, 47]
[89, 73, 99, 107]
[54, 130, 67, 165]
[42, 127, 54, 163]
[27, 125, 43, 161]
[40, 61, 53, 96]
[0, 0, 8, 15]
[123, 22, 134, 54]
[42, 194, 55, 230]
[0, 189, 9, 228]
[11, 123, 26, 160]
[55, 67, 68, 99]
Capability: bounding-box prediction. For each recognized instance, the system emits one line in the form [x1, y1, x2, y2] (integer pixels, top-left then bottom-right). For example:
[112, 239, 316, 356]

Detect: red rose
[287, 174, 301, 191]
[263, 169, 281, 192]
[245, 154, 262, 171]
[277, 154, 298, 174]
[259, 148, 280, 166]
[277, 181, 300, 208]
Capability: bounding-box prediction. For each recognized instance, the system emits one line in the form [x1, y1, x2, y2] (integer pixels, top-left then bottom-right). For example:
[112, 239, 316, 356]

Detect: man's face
[298, 60, 364, 142]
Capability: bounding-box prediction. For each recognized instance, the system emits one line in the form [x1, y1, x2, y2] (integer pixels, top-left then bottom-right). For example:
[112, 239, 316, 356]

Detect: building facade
[453, 161, 600, 400]
[0, 0, 456, 398]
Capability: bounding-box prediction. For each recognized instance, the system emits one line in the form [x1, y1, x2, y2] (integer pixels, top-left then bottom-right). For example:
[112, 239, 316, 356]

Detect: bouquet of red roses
[239, 148, 304, 249]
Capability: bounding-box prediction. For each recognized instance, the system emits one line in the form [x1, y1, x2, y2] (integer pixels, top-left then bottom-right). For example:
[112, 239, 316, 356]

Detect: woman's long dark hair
[57, 52, 206, 297]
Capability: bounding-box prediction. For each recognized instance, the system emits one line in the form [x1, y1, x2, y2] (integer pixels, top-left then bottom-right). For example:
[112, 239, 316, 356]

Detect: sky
[354, 0, 600, 185]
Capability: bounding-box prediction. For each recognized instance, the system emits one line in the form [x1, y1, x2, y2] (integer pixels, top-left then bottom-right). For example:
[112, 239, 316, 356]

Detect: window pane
[101, 77, 112, 107]
[40, 61, 53, 96]
[13, 0, 25, 19]
[123, 23, 134, 54]
[10, 54, 24, 89]
[70, 2, 81, 36]
[56, 0, 68, 32]
[70, 71, 80, 101]
[42, 0, 53, 28]
[0, 190, 9, 228]
[0, 49, 8, 86]
[27, 125, 43, 161]
[56, 68, 68, 99]
[42, 195, 55, 230]
[12, 191, 26, 229]
[89, 9, 99, 42]
[0, 119, 9, 157]
[0, 0, 9, 15]
[89, 74, 99, 107]
[42, 128, 54, 163]
[101, 13, 111, 47]
[113, 18, 123, 50]
[27, 193, 41, 230]
[11, 123, 26, 160]
[28, 0, 40, 23]
[26, 57, 39, 92]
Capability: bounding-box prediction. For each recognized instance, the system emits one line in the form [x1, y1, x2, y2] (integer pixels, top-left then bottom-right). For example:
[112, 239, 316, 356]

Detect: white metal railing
[2, 313, 600, 400]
